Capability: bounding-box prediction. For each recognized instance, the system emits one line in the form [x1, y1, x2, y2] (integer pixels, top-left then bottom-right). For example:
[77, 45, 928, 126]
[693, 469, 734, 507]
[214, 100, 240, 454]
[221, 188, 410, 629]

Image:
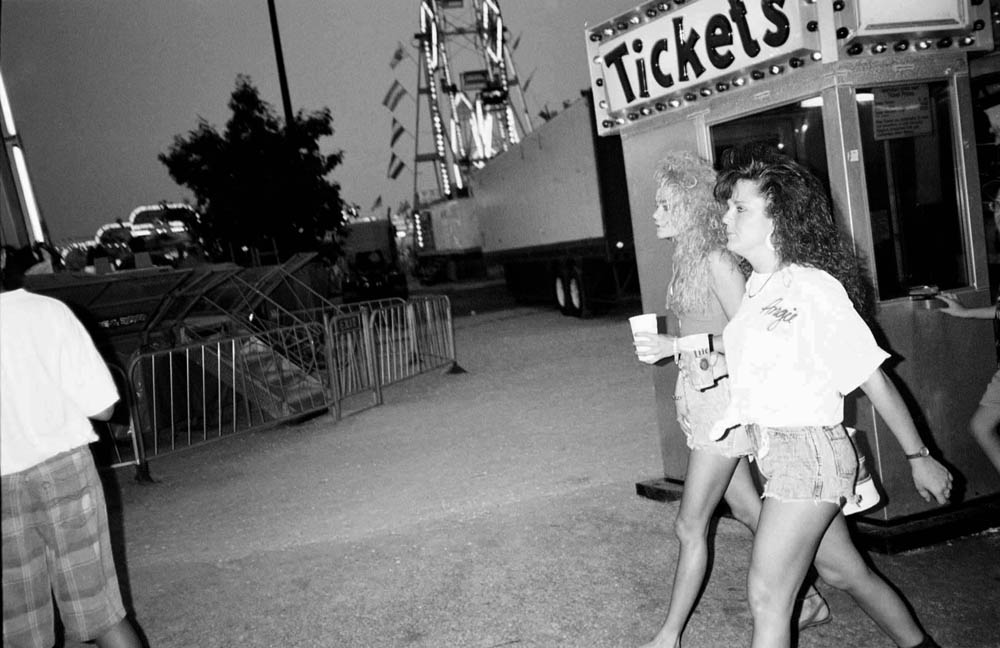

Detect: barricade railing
[368, 295, 458, 387]
[94, 363, 143, 470]
[126, 322, 331, 461]
[124, 295, 459, 466]
[323, 311, 382, 420]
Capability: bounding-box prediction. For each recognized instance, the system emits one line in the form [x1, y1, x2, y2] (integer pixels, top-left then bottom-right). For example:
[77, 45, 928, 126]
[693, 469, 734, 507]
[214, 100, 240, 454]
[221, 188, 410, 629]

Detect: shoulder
[707, 250, 744, 283]
[3, 290, 78, 324]
[787, 265, 853, 310]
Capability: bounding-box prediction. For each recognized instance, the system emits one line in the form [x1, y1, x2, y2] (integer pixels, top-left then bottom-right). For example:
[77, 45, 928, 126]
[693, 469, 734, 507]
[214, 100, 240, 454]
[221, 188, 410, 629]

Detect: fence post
[322, 311, 343, 421]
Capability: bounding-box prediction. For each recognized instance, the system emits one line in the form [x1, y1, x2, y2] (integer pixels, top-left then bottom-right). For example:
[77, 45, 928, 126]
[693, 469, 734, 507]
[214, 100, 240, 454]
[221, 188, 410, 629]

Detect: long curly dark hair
[714, 144, 872, 319]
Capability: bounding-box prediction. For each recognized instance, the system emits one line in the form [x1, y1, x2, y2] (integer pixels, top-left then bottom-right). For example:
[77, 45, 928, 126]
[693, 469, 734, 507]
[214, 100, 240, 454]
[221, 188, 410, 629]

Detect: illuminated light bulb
[668, 98, 682, 108]
[751, 70, 765, 80]
[627, 112, 639, 121]
[615, 117, 626, 125]
[599, 100, 608, 109]
[769, 64, 784, 75]
[894, 40, 909, 52]
[700, 87, 712, 96]
[593, 55, 601, 64]
[616, 241, 625, 249]
[811, 51, 823, 61]
[916, 40, 931, 50]
[959, 36, 975, 47]
[716, 82, 729, 92]
[871, 43, 887, 54]
[833, 0, 844, 10]
[640, 106, 652, 116]
[657, 2, 670, 10]
[629, 15, 641, 25]
[646, 8, 658, 18]
[789, 57, 803, 68]
[603, 27, 614, 37]
[732, 77, 746, 86]
[602, 120, 614, 128]
[847, 43, 863, 56]
[684, 92, 697, 101]
[776, 142, 785, 150]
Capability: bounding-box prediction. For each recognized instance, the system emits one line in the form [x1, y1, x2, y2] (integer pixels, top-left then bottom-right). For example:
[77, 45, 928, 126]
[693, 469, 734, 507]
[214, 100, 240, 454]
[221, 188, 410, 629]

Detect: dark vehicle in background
[340, 220, 408, 302]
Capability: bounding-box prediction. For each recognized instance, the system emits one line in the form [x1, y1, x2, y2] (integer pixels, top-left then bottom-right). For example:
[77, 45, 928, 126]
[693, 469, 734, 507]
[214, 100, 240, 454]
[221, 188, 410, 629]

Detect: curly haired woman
[713, 145, 952, 648]
[632, 151, 828, 648]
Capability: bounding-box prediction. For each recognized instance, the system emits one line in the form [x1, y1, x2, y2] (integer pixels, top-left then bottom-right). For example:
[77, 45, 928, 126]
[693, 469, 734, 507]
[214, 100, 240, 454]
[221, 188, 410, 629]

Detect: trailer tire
[554, 272, 571, 315]
[568, 266, 589, 318]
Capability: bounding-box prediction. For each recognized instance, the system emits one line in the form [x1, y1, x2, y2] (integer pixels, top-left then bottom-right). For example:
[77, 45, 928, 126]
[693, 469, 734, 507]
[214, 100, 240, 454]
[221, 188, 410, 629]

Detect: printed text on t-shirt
[759, 298, 798, 331]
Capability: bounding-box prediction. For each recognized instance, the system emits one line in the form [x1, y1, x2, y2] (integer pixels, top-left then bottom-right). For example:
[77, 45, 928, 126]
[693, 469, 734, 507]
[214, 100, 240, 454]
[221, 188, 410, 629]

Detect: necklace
[746, 271, 775, 298]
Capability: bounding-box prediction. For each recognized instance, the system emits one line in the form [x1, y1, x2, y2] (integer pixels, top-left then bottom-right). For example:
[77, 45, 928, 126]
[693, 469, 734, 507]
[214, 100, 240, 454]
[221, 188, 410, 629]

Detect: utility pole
[267, 0, 295, 129]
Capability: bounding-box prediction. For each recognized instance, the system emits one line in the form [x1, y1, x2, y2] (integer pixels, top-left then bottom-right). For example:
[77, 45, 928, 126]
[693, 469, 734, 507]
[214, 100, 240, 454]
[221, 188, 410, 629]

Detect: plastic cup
[628, 313, 658, 337]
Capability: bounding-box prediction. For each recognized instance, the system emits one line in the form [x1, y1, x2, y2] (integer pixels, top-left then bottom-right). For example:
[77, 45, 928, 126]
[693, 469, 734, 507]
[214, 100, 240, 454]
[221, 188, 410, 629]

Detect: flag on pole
[387, 153, 406, 180]
[521, 67, 536, 93]
[512, 33, 522, 50]
[371, 195, 383, 211]
[390, 117, 406, 147]
[389, 43, 407, 69]
[382, 80, 408, 111]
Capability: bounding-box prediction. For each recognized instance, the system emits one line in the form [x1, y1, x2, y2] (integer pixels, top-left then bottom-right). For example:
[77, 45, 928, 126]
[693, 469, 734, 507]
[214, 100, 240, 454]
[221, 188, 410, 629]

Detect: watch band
[905, 446, 929, 460]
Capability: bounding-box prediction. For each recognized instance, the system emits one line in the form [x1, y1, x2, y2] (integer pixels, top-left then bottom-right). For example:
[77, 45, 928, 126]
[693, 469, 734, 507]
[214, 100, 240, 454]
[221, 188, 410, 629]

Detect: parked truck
[468, 90, 636, 316]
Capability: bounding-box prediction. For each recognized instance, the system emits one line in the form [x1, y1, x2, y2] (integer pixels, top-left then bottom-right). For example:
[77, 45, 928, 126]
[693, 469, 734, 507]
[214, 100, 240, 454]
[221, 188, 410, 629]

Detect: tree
[160, 75, 347, 263]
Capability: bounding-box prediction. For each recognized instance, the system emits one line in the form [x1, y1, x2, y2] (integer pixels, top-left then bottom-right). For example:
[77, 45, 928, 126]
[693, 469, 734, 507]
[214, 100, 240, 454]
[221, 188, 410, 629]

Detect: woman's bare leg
[748, 498, 838, 648]
[639, 450, 740, 648]
[811, 513, 926, 647]
[970, 405, 1000, 475]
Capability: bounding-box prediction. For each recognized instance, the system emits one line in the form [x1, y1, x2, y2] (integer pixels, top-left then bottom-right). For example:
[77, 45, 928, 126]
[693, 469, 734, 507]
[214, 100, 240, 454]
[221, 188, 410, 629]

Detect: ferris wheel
[412, 0, 533, 207]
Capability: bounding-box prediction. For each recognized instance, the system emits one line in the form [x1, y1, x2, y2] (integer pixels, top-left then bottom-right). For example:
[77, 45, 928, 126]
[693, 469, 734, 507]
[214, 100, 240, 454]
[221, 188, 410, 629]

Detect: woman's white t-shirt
[721, 264, 888, 428]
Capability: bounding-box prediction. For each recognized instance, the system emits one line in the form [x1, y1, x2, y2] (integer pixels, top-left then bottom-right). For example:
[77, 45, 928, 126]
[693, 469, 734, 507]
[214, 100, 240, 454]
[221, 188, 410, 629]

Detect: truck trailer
[468, 91, 637, 316]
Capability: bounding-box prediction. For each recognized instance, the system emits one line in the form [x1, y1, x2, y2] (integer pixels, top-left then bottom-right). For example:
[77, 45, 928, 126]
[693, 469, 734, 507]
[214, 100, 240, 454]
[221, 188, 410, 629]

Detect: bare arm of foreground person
[859, 369, 953, 504]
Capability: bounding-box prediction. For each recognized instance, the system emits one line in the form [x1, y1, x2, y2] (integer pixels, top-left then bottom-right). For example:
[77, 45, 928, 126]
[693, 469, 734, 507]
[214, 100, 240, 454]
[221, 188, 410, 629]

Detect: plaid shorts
[2, 446, 126, 647]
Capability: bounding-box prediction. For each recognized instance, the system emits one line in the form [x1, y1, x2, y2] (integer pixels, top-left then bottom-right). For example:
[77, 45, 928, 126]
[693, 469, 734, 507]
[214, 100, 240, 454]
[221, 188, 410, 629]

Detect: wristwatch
[905, 446, 930, 460]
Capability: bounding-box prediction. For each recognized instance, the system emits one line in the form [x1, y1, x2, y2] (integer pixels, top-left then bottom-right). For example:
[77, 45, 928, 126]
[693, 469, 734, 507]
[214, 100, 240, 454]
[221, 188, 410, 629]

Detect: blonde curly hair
[653, 151, 743, 316]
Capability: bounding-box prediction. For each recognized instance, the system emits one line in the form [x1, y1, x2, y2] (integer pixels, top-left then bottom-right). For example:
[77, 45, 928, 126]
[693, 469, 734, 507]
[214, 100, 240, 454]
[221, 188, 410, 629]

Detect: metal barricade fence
[124, 296, 458, 465]
[323, 311, 382, 420]
[368, 295, 457, 386]
[94, 363, 143, 470]
[126, 323, 331, 461]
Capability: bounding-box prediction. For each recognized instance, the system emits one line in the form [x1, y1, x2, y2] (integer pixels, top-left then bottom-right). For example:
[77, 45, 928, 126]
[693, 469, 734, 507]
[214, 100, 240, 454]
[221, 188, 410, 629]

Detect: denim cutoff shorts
[674, 372, 750, 458]
[746, 423, 858, 505]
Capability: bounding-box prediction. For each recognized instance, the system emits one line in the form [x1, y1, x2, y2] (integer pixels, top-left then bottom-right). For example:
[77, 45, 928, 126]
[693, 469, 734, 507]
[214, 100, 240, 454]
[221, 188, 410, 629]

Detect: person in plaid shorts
[1, 249, 142, 648]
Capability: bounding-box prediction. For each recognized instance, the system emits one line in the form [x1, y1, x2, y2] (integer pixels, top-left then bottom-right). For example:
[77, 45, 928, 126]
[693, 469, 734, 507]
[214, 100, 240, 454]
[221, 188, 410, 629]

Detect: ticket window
[709, 98, 830, 188]
[857, 81, 967, 300]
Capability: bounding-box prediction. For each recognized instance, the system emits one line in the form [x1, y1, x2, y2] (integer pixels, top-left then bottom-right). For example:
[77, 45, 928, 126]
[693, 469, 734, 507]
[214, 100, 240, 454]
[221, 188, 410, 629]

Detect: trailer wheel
[568, 267, 589, 318]
[554, 272, 569, 314]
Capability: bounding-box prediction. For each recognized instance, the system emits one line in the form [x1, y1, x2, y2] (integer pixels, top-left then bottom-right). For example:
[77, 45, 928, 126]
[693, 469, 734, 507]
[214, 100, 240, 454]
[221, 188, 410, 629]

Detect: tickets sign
[586, 0, 819, 133]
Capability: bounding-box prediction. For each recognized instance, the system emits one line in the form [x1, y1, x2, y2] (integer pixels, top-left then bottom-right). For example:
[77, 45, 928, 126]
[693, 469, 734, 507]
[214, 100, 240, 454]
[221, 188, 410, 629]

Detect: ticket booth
[584, 0, 999, 548]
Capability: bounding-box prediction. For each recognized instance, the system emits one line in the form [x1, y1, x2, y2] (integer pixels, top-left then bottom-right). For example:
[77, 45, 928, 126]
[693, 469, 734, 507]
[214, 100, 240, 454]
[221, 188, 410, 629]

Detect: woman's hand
[910, 457, 953, 505]
[633, 332, 676, 364]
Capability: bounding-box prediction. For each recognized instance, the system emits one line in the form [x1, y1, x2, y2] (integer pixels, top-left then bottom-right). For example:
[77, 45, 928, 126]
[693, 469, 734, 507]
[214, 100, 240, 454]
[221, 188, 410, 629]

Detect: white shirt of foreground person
[722, 264, 888, 428]
[0, 289, 119, 475]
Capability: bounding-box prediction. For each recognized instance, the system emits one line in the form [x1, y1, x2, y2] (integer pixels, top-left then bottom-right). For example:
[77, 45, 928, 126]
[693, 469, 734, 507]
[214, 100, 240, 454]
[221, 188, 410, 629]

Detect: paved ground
[84, 299, 998, 648]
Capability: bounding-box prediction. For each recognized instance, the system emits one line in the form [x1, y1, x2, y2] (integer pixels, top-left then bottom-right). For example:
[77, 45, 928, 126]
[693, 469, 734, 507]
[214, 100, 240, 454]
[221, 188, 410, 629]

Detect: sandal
[797, 590, 832, 631]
